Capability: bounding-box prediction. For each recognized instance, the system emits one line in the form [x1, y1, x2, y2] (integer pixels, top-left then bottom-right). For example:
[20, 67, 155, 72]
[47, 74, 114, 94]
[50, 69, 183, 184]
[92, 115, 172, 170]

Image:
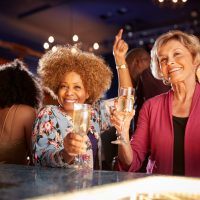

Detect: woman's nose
[65, 88, 73, 95]
[167, 57, 175, 66]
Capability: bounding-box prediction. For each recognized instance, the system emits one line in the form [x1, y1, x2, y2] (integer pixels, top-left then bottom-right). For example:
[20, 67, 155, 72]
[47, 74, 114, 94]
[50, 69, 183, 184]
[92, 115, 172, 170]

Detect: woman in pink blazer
[112, 30, 200, 177]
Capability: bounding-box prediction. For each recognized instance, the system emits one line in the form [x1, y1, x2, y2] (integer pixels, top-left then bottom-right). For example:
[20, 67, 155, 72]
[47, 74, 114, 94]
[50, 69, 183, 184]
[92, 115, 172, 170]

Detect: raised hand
[113, 29, 129, 66]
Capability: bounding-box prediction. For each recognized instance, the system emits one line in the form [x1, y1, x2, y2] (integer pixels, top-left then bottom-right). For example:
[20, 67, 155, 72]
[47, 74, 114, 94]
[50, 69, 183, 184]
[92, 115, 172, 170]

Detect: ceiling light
[117, 7, 127, 15]
[93, 43, 99, 50]
[72, 35, 79, 42]
[43, 42, 49, 49]
[139, 40, 144, 46]
[48, 36, 54, 43]
[149, 38, 155, 43]
[154, 0, 188, 8]
[52, 46, 57, 52]
[127, 32, 133, 38]
[124, 24, 133, 31]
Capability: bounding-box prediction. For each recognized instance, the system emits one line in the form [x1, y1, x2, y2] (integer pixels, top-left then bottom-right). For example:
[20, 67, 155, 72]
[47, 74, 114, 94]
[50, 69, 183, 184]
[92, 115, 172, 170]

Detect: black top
[172, 116, 188, 176]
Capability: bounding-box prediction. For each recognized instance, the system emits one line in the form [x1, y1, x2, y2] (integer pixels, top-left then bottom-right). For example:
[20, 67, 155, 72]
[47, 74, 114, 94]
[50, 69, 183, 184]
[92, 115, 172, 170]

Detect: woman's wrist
[115, 57, 126, 66]
[118, 143, 133, 166]
[61, 149, 75, 164]
[116, 63, 127, 70]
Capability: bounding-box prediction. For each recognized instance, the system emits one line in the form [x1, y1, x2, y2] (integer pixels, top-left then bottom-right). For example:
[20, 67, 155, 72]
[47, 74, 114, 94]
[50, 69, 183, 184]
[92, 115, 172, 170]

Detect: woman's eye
[160, 58, 167, 64]
[74, 86, 81, 90]
[174, 52, 180, 56]
[60, 85, 67, 89]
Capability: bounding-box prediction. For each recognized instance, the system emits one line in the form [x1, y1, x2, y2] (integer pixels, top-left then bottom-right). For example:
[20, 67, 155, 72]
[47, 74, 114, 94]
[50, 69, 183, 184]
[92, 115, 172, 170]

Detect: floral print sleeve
[32, 106, 68, 167]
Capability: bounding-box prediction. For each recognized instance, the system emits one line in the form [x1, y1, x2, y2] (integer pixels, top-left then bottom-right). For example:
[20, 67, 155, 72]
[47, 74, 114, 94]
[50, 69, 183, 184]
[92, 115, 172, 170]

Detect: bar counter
[0, 164, 147, 200]
[1, 164, 200, 200]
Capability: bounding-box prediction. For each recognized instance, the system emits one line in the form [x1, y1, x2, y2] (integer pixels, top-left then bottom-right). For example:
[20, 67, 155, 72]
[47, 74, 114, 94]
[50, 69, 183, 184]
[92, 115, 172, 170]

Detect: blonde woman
[112, 30, 200, 177]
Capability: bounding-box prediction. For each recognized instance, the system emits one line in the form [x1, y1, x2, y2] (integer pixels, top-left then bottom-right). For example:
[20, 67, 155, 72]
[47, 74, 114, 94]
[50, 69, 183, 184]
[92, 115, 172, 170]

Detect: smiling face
[57, 71, 89, 116]
[157, 39, 197, 84]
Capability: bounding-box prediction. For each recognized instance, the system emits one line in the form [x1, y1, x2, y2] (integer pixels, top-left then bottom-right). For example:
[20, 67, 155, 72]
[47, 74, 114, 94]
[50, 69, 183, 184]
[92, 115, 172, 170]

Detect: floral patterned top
[32, 102, 110, 169]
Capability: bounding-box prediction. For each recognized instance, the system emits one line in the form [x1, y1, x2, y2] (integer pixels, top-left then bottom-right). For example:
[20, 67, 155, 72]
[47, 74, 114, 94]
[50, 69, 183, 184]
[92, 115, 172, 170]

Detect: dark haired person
[0, 59, 42, 165]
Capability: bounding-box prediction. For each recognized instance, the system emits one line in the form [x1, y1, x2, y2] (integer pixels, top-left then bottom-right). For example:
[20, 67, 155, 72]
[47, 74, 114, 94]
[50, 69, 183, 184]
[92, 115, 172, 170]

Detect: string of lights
[154, 0, 188, 8]
[43, 34, 100, 53]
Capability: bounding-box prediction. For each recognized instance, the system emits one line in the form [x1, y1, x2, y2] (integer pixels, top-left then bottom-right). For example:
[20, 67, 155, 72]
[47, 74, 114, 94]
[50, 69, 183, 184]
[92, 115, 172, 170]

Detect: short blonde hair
[151, 30, 200, 80]
[38, 45, 113, 104]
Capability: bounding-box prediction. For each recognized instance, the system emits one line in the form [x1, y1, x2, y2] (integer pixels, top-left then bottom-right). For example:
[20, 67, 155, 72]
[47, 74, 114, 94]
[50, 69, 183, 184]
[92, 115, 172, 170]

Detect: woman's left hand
[110, 108, 135, 143]
[113, 29, 129, 66]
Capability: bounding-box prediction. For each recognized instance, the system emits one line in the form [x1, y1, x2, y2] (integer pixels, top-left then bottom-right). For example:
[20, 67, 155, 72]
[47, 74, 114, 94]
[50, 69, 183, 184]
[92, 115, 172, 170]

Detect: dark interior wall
[103, 53, 118, 99]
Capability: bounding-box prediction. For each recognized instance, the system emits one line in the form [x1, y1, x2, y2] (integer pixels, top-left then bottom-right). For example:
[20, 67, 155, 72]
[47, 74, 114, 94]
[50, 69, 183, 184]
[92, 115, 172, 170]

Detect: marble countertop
[0, 164, 148, 200]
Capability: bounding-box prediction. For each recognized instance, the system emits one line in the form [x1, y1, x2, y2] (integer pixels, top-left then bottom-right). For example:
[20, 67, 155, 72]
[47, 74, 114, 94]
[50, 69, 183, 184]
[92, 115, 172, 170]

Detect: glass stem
[120, 113, 127, 144]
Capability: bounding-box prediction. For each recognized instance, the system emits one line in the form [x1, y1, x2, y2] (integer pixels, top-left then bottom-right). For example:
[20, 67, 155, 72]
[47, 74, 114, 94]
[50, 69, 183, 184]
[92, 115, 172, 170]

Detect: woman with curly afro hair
[33, 45, 114, 169]
[0, 59, 43, 165]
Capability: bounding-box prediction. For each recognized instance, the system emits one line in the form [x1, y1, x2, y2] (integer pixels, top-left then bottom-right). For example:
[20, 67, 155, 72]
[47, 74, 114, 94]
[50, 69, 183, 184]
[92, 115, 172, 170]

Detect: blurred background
[0, 0, 200, 97]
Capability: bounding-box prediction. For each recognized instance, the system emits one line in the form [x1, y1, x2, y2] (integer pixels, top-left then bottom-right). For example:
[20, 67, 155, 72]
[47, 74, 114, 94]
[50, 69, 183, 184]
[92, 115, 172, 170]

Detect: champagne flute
[73, 103, 91, 169]
[111, 87, 135, 145]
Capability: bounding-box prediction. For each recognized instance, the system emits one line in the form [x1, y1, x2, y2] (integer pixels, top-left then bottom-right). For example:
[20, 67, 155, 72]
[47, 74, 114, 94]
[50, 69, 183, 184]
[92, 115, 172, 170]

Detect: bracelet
[116, 64, 127, 69]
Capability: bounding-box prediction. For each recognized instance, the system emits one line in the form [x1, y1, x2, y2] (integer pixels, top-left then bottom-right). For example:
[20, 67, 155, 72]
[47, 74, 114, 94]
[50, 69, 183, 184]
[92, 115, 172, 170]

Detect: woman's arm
[110, 109, 134, 167]
[112, 29, 135, 168]
[32, 107, 66, 167]
[113, 29, 133, 91]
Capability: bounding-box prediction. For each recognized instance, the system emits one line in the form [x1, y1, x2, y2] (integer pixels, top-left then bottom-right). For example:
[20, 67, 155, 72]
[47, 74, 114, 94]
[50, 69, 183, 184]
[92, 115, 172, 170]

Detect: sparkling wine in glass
[111, 87, 135, 145]
[73, 103, 91, 168]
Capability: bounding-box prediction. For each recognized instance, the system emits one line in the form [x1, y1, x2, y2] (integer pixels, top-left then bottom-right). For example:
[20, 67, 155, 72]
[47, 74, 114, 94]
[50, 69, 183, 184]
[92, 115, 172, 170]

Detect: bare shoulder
[11, 105, 36, 134]
[16, 105, 36, 120]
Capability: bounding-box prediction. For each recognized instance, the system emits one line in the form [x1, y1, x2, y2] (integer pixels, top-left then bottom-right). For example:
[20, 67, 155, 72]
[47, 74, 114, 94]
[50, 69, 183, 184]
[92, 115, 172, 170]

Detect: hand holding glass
[111, 87, 134, 145]
[73, 103, 91, 168]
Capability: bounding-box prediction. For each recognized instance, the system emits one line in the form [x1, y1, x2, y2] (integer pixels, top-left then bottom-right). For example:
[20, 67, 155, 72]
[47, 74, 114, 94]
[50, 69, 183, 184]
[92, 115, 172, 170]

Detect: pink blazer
[119, 83, 200, 177]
